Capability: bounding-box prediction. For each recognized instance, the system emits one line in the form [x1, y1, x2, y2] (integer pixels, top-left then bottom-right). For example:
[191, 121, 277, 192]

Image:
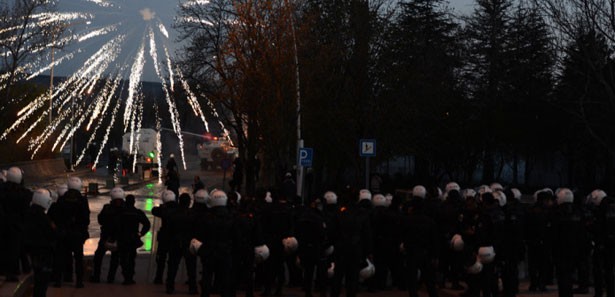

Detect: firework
[1, 0, 229, 173]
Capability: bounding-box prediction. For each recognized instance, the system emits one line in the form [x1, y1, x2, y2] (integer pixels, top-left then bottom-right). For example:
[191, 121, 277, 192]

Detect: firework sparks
[1, 0, 225, 173]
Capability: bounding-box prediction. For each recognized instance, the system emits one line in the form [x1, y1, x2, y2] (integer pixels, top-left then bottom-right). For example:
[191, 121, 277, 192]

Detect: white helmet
[189, 238, 203, 255]
[327, 262, 335, 278]
[450, 234, 464, 251]
[194, 189, 210, 204]
[511, 188, 522, 200]
[478, 185, 492, 195]
[7, 167, 23, 184]
[110, 187, 125, 200]
[32, 189, 53, 210]
[493, 190, 507, 207]
[384, 194, 393, 207]
[359, 258, 375, 281]
[282, 236, 298, 253]
[372, 194, 386, 207]
[68, 176, 82, 191]
[445, 182, 461, 193]
[556, 188, 574, 205]
[467, 260, 483, 274]
[265, 191, 273, 203]
[56, 183, 69, 197]
[359, 189, 372, 201]
[462, 189, 477, 200]
[254, 244, 270, 264]
[490, 182, 504, 192]
[323, 191, 338, 205]
[590, 189, 607, 206]
[478, 246, 496, 264]
[412, 185, 427, 199]
[161, 190, 176, 203]
[209, 189, 228, 207]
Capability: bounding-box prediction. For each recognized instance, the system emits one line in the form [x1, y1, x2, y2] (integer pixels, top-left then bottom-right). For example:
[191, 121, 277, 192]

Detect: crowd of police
[1, 163, 615, 297]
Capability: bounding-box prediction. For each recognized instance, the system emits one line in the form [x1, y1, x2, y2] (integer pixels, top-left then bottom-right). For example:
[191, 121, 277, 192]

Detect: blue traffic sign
[360, 139, 376, 157]
[299, 148, 313, 167]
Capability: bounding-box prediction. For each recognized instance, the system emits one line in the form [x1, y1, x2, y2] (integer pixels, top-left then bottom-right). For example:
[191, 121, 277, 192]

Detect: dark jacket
[0, 181, 32, 235]
[401, 199, 439, 259]
[119, 204, 151, 249]
[23, 205, 56, 253]
[164, 203, 194, 249]
[552, 202, 586, 262]
[295, 207, 326, 255]
[195, 206, 238, 257]
[591, 196, 615, 248]
[260, 201, 294, 255]
[97, 200, 124, 239]
[152, 201, 178, 246]
[48, 189, 90, 242]
[335, 199, 372, 258]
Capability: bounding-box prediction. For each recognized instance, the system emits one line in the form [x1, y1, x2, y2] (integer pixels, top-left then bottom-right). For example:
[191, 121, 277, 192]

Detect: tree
[556, 30, 615, 189]
[500, 2, 557, 185]
[534, 0, 615, 190]
[176, 0, 298, 194]
[372, 0, 472, 183]
[463, 0, 515, 182]
[0, 0, 61, 101]
[298, 0, 392, 189]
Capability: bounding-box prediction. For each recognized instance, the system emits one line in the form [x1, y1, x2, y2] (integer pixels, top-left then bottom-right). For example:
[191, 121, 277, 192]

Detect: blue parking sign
[360, 139, 376, 157]
[299, 148, 313, 167]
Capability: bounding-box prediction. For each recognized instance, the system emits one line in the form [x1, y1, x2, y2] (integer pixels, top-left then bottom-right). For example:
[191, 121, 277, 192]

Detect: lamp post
[284, 0, 304, 204]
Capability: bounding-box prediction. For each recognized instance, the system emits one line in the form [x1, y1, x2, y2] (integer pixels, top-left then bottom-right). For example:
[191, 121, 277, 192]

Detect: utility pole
[284, 0, 304, 203]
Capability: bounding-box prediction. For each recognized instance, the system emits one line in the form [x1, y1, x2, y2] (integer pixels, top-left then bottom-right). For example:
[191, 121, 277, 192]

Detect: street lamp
[284, 0, 304, 203]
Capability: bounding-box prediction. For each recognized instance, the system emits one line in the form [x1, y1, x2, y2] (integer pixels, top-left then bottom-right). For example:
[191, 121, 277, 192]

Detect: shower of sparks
[147, 27, 187, 170]
[1, 1, 227, 173]
[158, 23, 169, 39]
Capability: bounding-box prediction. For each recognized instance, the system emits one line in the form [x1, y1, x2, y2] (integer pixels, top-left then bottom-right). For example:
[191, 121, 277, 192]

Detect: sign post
[359, 139, 376, 189]
[221, 158, 232, 191]
[298, 147, 313, 205]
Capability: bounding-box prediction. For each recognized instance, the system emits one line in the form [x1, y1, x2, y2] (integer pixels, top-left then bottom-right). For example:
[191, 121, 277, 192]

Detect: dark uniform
[48, 188, 90, 288]
[165, 171, 180, 199]
[591, 196, 615, 297]
[233, 198, 264, 297]
[321, 200, 341, 294]
[525, 192, 552, 291]
[195, 204, 238, 297]
[295, 205, 327, 297]
[23, 202, 56, 297]
[501, 195, 525, 297]
[437, 190, 464, 290]
[118, 195, 150, 285]
[331, 198, 372, 297]
[0, 180, 32, 281]
[164, 194, 196, 293]
[401, 198, 439, 297]
[552, 199, 586, 297]
[370, 200, 401, 291]
[92, 198, 124, 283]
[152, 199, 178, 284]
[476, 194, 505, 297]
[260, 198, 294, 296]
